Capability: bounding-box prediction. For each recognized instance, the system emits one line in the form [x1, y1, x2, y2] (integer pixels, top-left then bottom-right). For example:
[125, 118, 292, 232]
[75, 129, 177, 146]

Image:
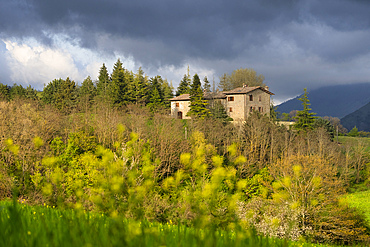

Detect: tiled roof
[169, 86, 274, 101]
[168, 94, 190, 101]
[204, 92, 226, 99]
[223, 86, 274, 95]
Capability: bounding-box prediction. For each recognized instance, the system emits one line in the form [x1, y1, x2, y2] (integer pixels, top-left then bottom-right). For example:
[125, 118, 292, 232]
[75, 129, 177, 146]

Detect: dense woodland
[0, 61, 370, 245]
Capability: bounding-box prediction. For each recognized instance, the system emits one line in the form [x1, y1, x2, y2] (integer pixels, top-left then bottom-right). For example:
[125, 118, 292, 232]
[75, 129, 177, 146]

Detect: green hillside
[341, 101, 370, 132]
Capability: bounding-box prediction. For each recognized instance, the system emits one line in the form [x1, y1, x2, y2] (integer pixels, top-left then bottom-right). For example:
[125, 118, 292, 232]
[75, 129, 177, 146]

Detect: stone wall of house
[171, 101, 191, 119]
[225, 94, 246, 121]
[244, 89, 271, 117]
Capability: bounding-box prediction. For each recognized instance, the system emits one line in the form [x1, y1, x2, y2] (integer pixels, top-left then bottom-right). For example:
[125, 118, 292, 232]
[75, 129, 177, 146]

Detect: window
[175, 102, 179, 107]
[258, 107, 262, 112]
[177, 111, 183, 119]
[229, 107, 233, 112]
[250, 106, 253, 112]
[259, 96, 262, 102]
[228, 96, 234, 101]
[249, 95, 253, 101]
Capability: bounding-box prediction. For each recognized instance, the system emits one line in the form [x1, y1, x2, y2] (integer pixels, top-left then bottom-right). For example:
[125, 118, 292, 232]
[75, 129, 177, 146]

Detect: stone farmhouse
[169, 85, 274, 121]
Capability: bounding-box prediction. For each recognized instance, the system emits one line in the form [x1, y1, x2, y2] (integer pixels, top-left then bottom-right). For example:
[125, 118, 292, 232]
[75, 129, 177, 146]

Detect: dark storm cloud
[2, 0, 370, 101]
[1, 0, 301, 62]
[3, 0, 370, 63]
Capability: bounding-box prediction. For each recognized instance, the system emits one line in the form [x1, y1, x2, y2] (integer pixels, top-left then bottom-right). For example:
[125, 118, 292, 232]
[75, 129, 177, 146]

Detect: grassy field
[0, 200, 333, 247]
[338, 136, 370, 151]
[344, 190, 370, 224]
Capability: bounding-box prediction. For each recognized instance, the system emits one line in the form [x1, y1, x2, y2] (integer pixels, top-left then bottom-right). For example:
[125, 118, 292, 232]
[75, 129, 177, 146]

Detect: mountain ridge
[276, 83, 370, 119]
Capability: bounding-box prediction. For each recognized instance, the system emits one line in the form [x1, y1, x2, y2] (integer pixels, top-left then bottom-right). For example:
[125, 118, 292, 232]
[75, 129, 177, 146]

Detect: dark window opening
[175, 102, 179, 107]
[228, 96, 234, 101]
[249, 95, 253, 101]
[177, 111, 183, 119]
[229, 107, 233, 112]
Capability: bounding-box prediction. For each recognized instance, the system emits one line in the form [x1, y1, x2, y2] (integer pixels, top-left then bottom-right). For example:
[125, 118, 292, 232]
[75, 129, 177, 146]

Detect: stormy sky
[1, 0, 370, 103]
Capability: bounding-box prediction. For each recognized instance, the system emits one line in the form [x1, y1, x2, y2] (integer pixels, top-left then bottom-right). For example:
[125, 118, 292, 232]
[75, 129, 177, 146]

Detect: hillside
[341, 101, 370, 131]
[276, 83, 370, 118]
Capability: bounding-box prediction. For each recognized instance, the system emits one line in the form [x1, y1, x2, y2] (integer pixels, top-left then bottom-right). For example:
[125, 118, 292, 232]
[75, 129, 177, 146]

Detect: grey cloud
[2, 0, 370, 101]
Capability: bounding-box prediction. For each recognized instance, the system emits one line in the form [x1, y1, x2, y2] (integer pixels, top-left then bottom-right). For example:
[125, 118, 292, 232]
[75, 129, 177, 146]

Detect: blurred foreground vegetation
[0, 89, 370, 245]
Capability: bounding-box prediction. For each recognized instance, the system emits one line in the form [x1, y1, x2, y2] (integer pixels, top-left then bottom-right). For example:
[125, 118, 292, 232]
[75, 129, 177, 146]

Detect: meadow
[0, 200, 334, 247]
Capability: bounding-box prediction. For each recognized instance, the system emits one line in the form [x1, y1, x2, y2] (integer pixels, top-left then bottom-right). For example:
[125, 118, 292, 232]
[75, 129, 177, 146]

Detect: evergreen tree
[203, 76, 211, 92]
[9, 84, 27, 99]
[210, 100, 232, 123]
[124, 70, 136, 104]
[219, 73, 230, 91]
[187, 74, 211, 119]
[0, 83, 10, 101]
[348, 126, 359, 137]
[42, 79, 63, 105]
[133, 67, 149, 105]
[110, 59, 128, 106]
[147, 76, 165, 111]
[24, 85, 38, 100]
[96, 63, 110, 97]
[294, 88, 316, 131]
[54, 77, 77, 113]
[79, 76, 96, 110]
[162, 79, 174, 107]
[176, 74, 191, 96]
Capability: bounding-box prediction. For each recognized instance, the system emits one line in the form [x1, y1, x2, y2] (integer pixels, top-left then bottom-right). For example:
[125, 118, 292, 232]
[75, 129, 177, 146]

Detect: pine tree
[176, 74, 191, 96]
[210, 100, 232, 123]
[162, 79, 174, 107]
[294, 88, 316, 131]
[133, 67, 149, 105]
[187, 74, 211, 119]
[42, 79, 63, 105]
[96, 63, 110, 97]
[110, 59, 127, 106]
[0, 83, 10, 101]
[219, 73, 231, 91]
[79, 76, 96, 110]
[203, 76, 211, 92]
[147, 76, 165, 111]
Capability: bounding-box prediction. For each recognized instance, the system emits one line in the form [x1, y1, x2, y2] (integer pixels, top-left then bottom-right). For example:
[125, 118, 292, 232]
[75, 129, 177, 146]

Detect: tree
[96, 63, 110, 97]
[218, 68, 265, 91]
[203, 76, 211, 92]
[176, 74, 191, 96]
[218, 73, 230, 91]
[110, 59, 128, 106]
[147, 76, 165, 111]
[209, 100, 232, 123]
[133, 67, 149, 105]
[0, 83, 10, 101]
[79, 76, 96, 111]
[348, 126, 359, 137]
[161, 79, 174, 107]
[54, 77, 77, 113]
[313, 118, 335, 140]
[42, 79, 63, 105]
[294, 88, 316, 131]
[187, 74, 211, 119]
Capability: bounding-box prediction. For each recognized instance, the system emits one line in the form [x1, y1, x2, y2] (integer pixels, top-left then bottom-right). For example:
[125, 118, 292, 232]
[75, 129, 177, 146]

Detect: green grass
[344, 190, 370, 224]
[338, 136, 370, 151]
[0, 200, 332, 247]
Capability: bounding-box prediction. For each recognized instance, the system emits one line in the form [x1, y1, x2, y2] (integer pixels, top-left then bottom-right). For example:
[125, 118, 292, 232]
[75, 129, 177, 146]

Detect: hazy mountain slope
[341, 102, 370, 132]
[276, 83, 370, 118]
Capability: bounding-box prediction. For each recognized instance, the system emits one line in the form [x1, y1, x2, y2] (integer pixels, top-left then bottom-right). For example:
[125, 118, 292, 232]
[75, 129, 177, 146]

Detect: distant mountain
[341, 102, 370, 132]
[276, 83, 370, 118]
